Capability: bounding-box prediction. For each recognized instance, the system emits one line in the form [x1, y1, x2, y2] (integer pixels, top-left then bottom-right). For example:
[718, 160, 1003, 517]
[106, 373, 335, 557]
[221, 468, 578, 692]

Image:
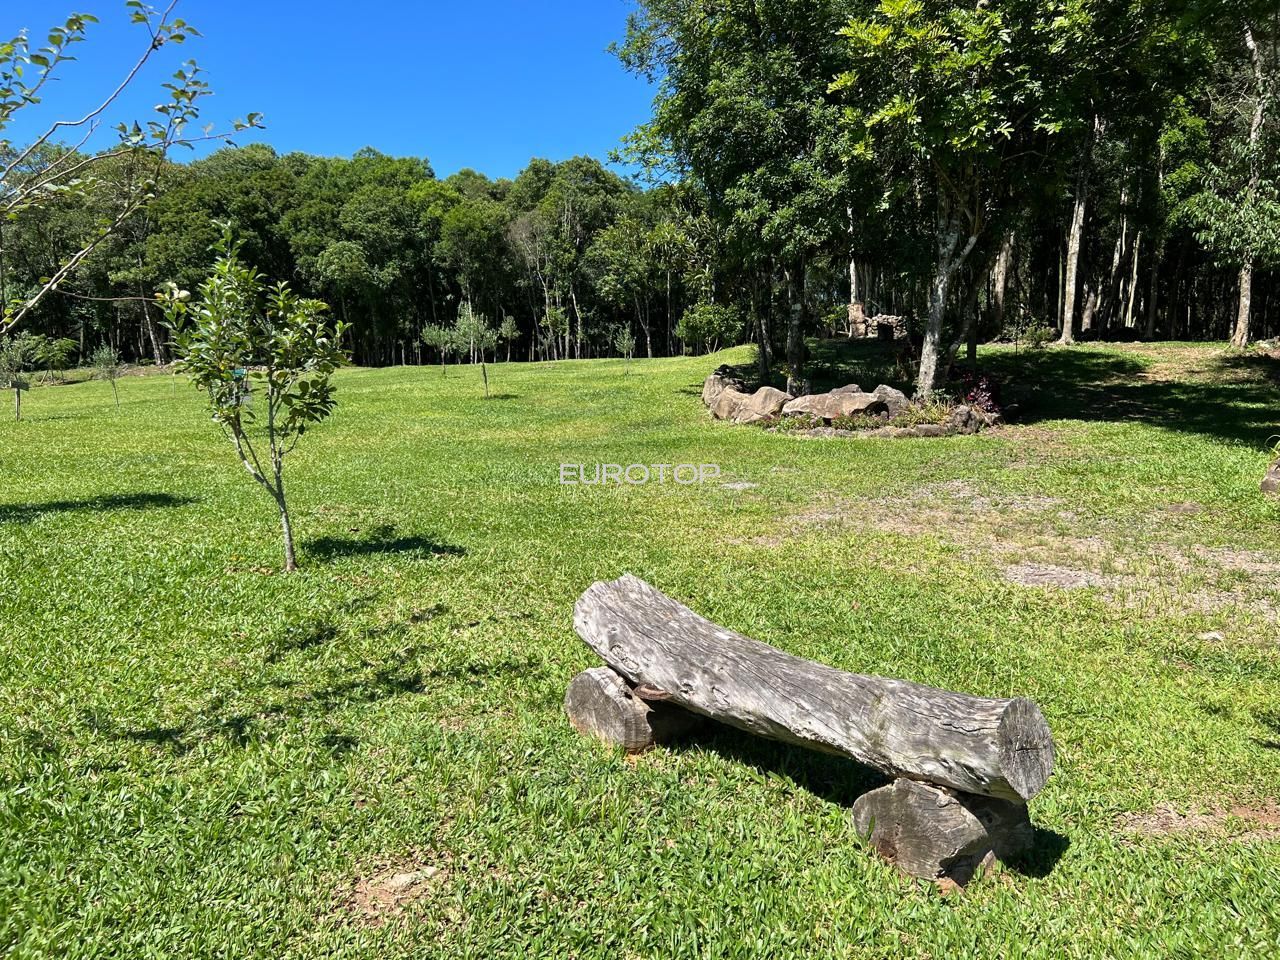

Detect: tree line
[3, 0, 1278, 398]
[2, 145, 736, 368]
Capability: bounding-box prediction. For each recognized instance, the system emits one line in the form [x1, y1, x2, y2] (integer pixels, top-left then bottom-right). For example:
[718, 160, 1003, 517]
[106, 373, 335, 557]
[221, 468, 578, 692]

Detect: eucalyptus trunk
[918, 193, 977, 397]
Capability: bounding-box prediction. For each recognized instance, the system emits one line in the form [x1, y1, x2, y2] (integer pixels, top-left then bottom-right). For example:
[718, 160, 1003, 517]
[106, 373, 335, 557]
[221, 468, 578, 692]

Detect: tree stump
[852, 778, 1033, 887]
[564, 667, 700, 753]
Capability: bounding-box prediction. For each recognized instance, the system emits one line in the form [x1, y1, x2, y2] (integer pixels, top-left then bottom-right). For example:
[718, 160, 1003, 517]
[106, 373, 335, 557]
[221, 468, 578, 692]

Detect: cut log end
[997, 698, 1055, 802]
[852, 778, 1034, 886]
[565, 667, 699, 754]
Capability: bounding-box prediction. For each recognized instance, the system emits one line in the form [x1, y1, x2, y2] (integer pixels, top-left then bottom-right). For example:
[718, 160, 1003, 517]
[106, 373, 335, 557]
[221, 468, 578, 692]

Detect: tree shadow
[304, 524, 465, 561]
[100, 600, 541, 757]
[980, 348, 1280, 447]
[806, 338, 913, 394]
[0, 492, 197, 524]
[1252, 709, 1280, 750]
[673, 719, 1069, 879]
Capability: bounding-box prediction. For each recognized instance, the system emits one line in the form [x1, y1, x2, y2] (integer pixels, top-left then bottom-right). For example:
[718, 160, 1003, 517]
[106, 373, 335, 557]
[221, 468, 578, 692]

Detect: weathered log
[852, 778, 1033, 886]
[573, 575, 1054, 801]
[564, 666, 700, 753]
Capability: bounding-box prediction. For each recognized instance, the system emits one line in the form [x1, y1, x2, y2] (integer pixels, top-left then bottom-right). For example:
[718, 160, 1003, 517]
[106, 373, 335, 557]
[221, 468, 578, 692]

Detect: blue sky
[3, 0, 655, 179]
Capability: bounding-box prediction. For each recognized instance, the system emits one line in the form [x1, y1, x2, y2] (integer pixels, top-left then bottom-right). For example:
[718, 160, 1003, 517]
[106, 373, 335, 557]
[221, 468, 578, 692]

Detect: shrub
[677, 303, 739, 354]
[960, 372, 1004, 415]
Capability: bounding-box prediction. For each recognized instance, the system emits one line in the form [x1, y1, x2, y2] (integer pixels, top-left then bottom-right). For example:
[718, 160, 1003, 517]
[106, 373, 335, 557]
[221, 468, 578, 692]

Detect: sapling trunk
[13, 388, 19, 422]
[481, 360, 489, 399]
[111, 380, 119, 411]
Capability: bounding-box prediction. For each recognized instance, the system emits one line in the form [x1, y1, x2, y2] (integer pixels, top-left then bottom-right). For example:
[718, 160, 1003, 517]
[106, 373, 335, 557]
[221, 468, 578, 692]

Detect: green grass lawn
[2, 341, 1279, 958]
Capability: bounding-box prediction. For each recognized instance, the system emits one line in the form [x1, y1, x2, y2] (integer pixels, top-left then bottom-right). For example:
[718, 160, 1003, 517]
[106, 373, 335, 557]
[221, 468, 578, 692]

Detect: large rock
[734, 386, 790, 424]
[712, 386, 788, 424]
[783, 390, 888, 422]
[710, 387, 750, 421]
[1264, 459, 1280, 496]
[871, 384, 910, 419]
[831, 383, 862, 396]
[702, 368, 747, 407]
[948, 405, 981, 435]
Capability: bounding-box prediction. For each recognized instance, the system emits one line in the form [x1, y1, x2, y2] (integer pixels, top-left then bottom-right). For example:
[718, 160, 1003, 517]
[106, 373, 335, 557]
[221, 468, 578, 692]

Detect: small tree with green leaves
[89, 344, 125, 410]
[455, 302, 498, 398]
[36, 337, 77, 383]
[0, 333, 36, 420]
[422, 323, 458, 375]
[497, 315, 519, 362]
[159, 228, 347, 573]
[612, 326, 636, 373]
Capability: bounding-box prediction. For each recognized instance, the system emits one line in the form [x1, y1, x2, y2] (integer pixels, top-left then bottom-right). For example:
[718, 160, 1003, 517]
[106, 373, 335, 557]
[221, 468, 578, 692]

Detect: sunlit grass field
[2, 342, 1279, 958]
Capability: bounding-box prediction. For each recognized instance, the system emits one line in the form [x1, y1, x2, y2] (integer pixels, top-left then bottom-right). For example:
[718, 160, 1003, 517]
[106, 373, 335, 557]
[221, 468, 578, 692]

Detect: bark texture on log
[564, 667, 699, 753]
[852, 778, 1033, 886]
[574, 576, 1054, 801]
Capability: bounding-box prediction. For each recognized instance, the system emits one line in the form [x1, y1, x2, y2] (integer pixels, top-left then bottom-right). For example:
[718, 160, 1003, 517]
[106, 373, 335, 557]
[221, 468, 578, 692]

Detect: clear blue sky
[4, 0, 654, 180]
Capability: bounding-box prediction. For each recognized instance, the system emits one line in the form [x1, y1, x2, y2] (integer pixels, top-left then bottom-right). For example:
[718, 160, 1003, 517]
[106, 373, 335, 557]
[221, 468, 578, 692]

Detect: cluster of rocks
[701, 365, 997, 438]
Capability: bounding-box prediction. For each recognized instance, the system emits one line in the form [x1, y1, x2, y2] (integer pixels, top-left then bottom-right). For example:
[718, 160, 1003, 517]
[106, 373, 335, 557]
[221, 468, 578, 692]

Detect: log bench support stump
[852, 779, 1033, 887]
[565, 666, 701, 753]
[566, 575, 1056, 887]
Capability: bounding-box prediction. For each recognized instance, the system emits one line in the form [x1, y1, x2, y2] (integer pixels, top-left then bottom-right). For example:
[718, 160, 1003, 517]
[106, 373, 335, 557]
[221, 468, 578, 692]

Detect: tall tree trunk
[1144, 244, 1162, 340]
[918, 193, 977, 396]
[1059, 117, 1098, 345]
[1233, 23, 1268, 349]
[784, 263, 807, 395]
[991, 230, 1014, 334]
[1102, 190, 1129, 329]
[1233, 262, 1254, 348]
[1124, 231, 1143, 328]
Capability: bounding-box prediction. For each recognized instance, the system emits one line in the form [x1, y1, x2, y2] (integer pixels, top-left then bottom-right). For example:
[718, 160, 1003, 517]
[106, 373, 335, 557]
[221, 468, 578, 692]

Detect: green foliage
[676, 302, 740, 355]
[611, 326, 636, 365]
[159, 225, 346, 571]
[35, 336, 76, 381]
[0, 332, 36, 391]
[0, 2, 262, 334]
[89, 343, 125, 409]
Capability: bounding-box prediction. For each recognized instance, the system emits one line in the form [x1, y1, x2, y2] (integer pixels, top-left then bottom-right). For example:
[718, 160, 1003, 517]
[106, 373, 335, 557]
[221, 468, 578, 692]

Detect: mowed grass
[1, 342, 1279, 958]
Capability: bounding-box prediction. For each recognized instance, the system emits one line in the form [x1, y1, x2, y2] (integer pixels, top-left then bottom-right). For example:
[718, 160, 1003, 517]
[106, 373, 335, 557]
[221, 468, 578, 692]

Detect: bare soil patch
[1003, 564, 1109, 590]
[337, 851, 449, 927]
[1118, 803, 1280, 843]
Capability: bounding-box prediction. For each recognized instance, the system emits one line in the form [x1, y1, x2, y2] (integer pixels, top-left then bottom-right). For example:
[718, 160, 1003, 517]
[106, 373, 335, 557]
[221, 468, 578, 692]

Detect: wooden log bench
[564, 575, 1056, 887]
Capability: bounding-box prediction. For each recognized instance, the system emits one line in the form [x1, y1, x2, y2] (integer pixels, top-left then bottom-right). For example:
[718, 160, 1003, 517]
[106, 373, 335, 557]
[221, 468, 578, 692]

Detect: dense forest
[2, 0, 1277, 395]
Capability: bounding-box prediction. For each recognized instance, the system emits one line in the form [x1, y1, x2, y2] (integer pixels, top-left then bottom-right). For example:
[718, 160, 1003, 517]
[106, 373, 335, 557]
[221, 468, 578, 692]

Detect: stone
[871, 384, 910, 419]
[702, 369, 747, 406]
[734, 386, 790, 424]
[914, 423, 948, 438]
[782, 391, 888, 421]
[710, 387, 749, 421]
[1263, 460, 1280, 497]
[948, 405, 981, 435]
[831, 383, 862, 396]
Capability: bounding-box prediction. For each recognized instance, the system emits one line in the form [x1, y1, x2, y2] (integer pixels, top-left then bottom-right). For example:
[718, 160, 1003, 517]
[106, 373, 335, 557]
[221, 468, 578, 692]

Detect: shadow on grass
[980, 347, 1280, 447]
[0, 492, 196, 524]
[1252, 710, 1280, 750]
[702, 338, 1279, 448]
[676, 719, 1069, 879]
[101, 599, 541, 756]
[304, 524, 465, 561]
